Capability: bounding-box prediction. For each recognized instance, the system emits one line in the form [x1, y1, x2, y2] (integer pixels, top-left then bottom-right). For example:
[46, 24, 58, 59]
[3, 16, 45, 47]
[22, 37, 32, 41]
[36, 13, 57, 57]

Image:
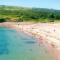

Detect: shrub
[0, 18, 6, 22]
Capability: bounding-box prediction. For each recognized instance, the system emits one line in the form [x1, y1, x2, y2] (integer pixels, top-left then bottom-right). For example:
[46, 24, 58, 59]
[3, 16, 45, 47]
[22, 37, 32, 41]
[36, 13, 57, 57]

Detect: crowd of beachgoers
[0, 22, 60, 60]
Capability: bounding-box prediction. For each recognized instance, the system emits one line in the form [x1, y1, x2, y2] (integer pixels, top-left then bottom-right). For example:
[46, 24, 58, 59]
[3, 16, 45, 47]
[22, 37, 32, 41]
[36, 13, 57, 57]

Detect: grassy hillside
[0, 5, 60, 22]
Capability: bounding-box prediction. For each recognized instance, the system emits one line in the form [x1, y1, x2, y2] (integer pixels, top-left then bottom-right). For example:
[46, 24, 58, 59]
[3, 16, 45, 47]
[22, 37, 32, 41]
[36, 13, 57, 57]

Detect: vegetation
[0, 18, 6, 22]
[0, 5, 60, 22]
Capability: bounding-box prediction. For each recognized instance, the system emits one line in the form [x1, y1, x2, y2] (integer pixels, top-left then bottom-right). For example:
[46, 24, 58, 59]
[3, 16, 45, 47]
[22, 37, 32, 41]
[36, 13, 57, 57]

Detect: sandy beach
[0, 22, 60, 60]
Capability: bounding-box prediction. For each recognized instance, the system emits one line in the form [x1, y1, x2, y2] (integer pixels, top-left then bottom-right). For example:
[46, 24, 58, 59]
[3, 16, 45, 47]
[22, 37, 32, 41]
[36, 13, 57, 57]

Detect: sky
[0, 0, 60, 10]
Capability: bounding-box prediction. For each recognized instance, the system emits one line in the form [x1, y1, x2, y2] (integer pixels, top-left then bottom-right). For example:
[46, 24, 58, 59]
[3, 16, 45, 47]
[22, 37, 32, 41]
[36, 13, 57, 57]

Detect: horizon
[0, 5, 60, 11]
[0, 0, 60, 10]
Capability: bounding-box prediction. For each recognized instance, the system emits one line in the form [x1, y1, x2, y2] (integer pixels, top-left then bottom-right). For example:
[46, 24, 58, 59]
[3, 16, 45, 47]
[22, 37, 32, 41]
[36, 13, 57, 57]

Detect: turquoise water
[0, 27, 54, 60]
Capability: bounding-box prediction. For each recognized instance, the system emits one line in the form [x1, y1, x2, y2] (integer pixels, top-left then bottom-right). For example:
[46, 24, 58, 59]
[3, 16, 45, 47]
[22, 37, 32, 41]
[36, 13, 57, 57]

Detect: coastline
[0, 22, 60, 60]
[12, 22, 60, 60]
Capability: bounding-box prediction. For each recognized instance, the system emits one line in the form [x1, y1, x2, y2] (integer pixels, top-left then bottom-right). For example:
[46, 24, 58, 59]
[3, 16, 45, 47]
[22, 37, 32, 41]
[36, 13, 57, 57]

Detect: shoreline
[12, 22, 60, 60]
[0, 22, 60, 60]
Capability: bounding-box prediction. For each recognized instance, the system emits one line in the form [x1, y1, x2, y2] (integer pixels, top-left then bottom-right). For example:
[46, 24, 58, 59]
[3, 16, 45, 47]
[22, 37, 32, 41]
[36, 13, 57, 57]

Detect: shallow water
[0, 27, 54, 60]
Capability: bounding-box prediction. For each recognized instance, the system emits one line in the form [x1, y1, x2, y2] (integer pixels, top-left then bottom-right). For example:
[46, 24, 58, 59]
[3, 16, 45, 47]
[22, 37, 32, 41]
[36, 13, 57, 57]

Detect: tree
[48, 13, 55, 22]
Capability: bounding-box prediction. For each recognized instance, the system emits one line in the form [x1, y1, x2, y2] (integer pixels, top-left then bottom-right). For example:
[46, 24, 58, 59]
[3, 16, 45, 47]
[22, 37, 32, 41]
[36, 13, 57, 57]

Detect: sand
[0, 22, 60, 60]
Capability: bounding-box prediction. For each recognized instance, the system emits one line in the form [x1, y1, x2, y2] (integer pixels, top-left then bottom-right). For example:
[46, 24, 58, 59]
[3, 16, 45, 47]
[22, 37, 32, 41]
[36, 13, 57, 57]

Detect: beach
[0, 22, 60, 60]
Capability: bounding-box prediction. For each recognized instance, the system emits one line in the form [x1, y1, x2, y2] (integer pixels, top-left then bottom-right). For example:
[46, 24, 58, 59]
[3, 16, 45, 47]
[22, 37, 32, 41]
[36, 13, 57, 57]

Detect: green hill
[0, 5, 60, 22]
